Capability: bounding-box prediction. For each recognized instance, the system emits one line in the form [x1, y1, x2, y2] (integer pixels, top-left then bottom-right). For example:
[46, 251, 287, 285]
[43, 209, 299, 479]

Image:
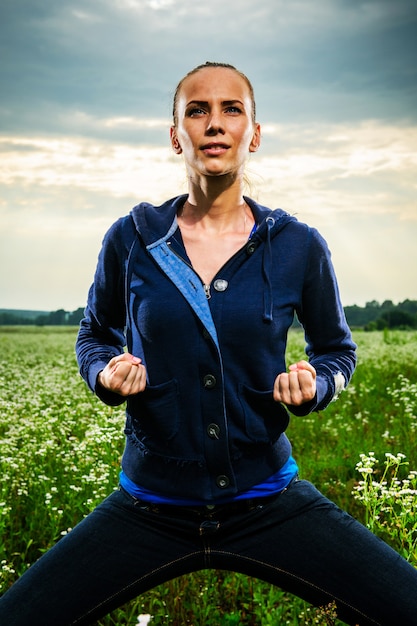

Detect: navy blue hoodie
[76, 195, 356, 501]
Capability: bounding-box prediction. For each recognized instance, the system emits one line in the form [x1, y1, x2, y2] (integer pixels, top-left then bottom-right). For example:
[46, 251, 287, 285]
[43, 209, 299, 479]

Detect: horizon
[2, 297, 416, 316]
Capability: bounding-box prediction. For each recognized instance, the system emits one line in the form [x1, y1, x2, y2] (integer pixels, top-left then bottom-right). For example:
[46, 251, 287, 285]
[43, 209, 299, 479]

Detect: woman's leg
[205, 479, 417, 626]
[0, 488, 205, 626]
[2, 480, 416, 625]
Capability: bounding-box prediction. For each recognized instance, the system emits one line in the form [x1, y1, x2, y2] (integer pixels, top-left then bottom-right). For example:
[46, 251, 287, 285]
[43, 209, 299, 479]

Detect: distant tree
[398, 299, 417, 315]
[36, 309, 67, 326]
[34, 314, 48, 326]
[0, 312, 32, 325]
[381, 299, 394, 310]
[365, 309, 417, 331]
[345, 300, 417, 330]
[68, 308, 84, 325]
[344, 305, 366, 327]
[345, 303, 380, 327]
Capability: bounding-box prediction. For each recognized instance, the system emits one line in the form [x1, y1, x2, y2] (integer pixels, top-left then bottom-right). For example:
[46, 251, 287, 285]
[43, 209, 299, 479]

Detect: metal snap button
[246, 241, 257, 254]
[213, 279, 228, 292]
[207, 423, 220, 439]
[216, 475, 230, 489]
[203, 374, 216, 389]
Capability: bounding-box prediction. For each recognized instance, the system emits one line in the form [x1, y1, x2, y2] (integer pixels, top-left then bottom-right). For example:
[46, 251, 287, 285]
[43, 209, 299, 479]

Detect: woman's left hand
[273, 360, 316, 406]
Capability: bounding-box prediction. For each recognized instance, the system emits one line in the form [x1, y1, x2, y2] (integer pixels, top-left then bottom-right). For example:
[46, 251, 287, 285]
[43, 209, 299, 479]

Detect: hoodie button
[203, 374, 216, 389]
[246, 241, 257, 254]
[216, 475, 230, 489]
[213, 279, 228, 292]
[207, 423, 220, 439]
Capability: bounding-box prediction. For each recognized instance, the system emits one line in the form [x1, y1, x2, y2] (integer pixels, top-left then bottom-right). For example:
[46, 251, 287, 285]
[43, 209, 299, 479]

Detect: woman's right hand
[98, 353, 147, 396]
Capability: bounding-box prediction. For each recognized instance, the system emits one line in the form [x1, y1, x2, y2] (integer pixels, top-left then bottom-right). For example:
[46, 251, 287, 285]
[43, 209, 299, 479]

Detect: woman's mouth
[200, 143, 229, 156]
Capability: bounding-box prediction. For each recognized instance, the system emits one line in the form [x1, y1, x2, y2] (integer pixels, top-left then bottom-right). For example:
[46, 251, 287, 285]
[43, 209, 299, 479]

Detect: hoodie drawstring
[262, 216, 275, 323]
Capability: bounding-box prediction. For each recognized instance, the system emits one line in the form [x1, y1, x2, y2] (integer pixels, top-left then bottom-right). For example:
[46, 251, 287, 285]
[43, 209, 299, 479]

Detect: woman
[1, 62, 416, 625]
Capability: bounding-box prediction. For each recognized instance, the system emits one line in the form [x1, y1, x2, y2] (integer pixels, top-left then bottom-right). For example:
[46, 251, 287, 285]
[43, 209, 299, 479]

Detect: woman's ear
[170, 126, 182, 154]
[249, 123, 261, 153]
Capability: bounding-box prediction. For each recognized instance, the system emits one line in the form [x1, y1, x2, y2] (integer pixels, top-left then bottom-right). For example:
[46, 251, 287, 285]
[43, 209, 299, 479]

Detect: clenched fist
[273, 360, 316, 406]
[98, 353, 147, 397]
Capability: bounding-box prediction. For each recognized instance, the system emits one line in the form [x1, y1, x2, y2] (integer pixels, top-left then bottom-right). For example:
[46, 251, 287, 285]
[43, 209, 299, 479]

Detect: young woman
[1, 62, 416, 625]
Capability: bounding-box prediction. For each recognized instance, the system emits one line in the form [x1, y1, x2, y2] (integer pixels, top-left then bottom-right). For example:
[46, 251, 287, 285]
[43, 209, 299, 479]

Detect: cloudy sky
[1, 0, 416, 311]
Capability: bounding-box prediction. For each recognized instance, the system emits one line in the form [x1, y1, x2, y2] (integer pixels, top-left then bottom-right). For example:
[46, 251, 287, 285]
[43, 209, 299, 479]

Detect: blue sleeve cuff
[287, 374, 332, 416]
[88, 360, 126, 407]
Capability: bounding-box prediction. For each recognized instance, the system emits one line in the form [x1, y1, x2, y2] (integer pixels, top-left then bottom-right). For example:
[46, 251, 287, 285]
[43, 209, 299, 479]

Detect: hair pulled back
[172, 62, 256, 127]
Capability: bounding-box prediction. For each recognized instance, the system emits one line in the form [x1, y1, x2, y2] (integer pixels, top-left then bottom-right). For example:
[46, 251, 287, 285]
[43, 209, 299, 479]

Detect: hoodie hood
[130, 194, 296, 248]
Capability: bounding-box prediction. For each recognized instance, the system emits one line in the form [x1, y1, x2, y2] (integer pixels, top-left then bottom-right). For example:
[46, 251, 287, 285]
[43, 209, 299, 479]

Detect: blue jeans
[1, 478, 416, 625]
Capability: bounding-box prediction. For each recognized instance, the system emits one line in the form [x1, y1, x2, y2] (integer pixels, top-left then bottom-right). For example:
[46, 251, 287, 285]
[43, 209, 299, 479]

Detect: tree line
[344, 299, 417, 330]
[1, 300, 417, 330]
[0, 308, 85, 327]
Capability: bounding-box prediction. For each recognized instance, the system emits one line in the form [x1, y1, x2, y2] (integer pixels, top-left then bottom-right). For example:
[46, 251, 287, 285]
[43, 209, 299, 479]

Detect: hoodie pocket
[238, 383, 290, 443]
[128, 378, 180, 445]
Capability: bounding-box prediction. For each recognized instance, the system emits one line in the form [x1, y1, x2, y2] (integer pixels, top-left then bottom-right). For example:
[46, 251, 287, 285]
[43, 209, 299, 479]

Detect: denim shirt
[76, 195, 356, 502]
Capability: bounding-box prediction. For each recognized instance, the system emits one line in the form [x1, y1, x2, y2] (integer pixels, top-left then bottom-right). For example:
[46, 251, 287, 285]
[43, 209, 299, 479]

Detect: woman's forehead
[179, 67, 251, 102]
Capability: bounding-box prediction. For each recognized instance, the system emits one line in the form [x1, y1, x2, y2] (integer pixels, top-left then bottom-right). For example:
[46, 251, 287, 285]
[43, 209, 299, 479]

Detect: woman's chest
[179, 230, 250, 285]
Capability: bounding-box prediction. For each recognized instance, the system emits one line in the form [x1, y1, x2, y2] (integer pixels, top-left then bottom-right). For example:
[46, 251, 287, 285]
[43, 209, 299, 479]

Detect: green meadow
[1, 327, 416, 625]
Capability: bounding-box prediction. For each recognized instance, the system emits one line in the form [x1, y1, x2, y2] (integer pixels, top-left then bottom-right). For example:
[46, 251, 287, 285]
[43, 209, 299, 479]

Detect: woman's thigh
[2, 480, 417, 626]
[0, 488, 206, 625]
[209, 479, 417, 626]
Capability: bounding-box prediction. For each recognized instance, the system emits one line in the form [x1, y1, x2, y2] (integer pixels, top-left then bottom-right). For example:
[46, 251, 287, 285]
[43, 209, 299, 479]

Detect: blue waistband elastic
[119, 455, 298, 506]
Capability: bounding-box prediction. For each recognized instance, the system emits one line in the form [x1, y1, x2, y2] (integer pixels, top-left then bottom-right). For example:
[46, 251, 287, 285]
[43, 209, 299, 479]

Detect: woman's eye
[188, 107, 206, 117]
[225, 106, 242, 114]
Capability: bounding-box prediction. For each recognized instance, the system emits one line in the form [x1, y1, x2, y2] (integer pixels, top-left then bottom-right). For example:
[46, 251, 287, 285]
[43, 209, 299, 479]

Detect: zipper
[168, 241, 213, 299]
[168, 232, 257, 301]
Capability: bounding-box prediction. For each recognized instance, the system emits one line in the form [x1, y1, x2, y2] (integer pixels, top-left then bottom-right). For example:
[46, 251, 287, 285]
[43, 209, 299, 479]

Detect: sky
[1, 0, 416, 311]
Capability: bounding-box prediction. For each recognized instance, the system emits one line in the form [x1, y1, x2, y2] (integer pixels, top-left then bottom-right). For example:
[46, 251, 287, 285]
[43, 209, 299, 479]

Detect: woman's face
[171, 67, 260, 179]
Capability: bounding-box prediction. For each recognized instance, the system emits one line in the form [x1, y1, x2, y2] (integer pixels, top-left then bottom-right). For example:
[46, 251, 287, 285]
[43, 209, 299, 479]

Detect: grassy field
[0, 327, 416, 625]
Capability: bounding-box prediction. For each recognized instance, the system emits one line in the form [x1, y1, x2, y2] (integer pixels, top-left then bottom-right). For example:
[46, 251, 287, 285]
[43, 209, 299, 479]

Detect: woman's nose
[206, 111, 225, 135]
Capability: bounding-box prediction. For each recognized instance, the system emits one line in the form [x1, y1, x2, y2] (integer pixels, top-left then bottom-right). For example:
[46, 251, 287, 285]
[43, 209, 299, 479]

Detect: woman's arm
[76, 217, 137, 406]
[275, 227, 356, 415]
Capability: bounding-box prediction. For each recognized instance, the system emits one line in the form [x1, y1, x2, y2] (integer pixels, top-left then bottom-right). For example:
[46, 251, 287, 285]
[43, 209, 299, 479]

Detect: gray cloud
[1, 0, 416, 140]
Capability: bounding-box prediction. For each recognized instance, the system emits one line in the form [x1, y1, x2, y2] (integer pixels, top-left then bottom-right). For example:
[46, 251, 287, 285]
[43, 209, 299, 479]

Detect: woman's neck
[182, 174, 249, 232]
[177, 175, 255, 285]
